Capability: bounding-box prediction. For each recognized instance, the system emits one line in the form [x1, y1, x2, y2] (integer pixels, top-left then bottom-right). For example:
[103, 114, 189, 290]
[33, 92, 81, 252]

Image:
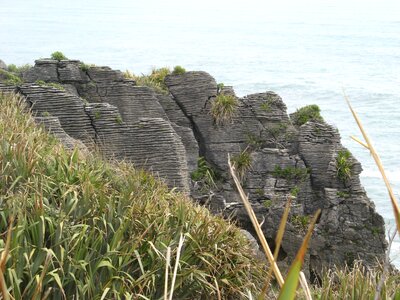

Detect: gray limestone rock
[23, 59, 59, 82]
[84, 103, 190, 193]
[0, 59, 7, 70]
[19, 84, 96, 144]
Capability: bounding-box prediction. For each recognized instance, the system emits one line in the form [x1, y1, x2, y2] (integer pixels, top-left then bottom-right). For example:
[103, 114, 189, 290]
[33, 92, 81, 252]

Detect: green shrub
[124, 67, 171, 95]
[51, 51, 68, 61]
[337, 190, 350, 198]
[191, 157, 217, 188]
[7, 64, 32, 75]
[291, 215, 310, 230]
[336, 149, 352, 183]
[210, 93, 238, 125]
[35, 80, 65, 91]
[115, 115, 123, 124]
[0, 69, 23, 85]
[291, 104, 323, 126]
[290, 186, 299, 197]
[79, 62, 94, 72]
[172, 65, 186, 75]
[0, 92, 266, 299]
[230, 149, 252, 181]
[273, 165, 309, 181]
[263, 200, 272, 208]
[217, 83, 225, 94]
[260, 100, 273, 112]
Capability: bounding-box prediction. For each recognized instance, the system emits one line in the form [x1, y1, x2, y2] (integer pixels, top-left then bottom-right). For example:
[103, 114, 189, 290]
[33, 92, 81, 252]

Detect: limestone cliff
[0, 58, 387, 280]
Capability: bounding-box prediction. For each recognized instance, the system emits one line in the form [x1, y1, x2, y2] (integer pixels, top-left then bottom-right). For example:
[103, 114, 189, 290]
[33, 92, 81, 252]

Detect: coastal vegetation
[50, 51, 68, 61]
[336, 149, 352, 183]
[291, 104, 323, 126]
[0, 92, 265, 299]
[210, 93, 239, 125]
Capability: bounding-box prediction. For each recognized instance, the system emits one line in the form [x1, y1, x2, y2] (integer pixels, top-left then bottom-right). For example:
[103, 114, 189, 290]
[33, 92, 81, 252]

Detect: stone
[0, 59, 7, 70]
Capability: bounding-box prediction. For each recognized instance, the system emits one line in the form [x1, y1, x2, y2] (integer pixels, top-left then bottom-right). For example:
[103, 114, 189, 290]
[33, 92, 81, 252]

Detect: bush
[291, 104, 323, 126]
[230, 149, 252, 181]
[0, 92, 265, 299]
[124, 67, 171, 95]
[79, 62, 94, 72]
[273, 165, 309, 181]
[172, 65, 186, 75]
[0, 69, 23, 85]
[191, 157, 218, 188]
[7, 64, 32, 75]
[35, 80, 65, 91]
[210, 94, 238, 125]
[51, 51, 68, 61]
[336, 149, 352, 183]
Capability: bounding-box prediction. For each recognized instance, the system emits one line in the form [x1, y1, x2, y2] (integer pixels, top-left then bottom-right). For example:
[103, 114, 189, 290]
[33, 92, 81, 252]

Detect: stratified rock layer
[0, 58, 387, 278]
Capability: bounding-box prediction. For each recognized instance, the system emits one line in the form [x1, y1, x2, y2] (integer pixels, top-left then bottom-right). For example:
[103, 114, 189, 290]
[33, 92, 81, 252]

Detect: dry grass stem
[164, 247, 171, 300]
[168, 234, 185, 300]
[228, 156, 285, 287]
[344, 91, 400, 234]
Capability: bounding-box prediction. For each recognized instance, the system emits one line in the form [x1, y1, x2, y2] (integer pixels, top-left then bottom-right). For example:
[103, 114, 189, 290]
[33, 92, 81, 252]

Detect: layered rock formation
[0, 58, 387, 280]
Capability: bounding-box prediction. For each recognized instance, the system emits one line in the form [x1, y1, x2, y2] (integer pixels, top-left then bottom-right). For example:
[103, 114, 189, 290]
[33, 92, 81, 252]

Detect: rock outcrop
[0, 58, 387, 280]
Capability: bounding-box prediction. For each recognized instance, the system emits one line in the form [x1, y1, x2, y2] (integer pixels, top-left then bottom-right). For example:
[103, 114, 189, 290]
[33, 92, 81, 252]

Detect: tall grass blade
[168, 234, 185, 300]
[277, 209, 321, 300]
[228, 156, 284, 287]
[344, 92, 400, 234]
[164, 247, 171, 300]
[0, 216, 14, 300]
[258, 197, 292, 299]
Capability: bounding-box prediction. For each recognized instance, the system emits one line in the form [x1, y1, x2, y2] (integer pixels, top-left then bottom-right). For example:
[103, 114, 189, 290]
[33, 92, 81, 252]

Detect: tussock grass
[0, 92, 266, 299]
[50, 51, 68, 61]
[211, 93, 239, 125]
[124, 67, 171, 95]
[291, 104, 323, 126]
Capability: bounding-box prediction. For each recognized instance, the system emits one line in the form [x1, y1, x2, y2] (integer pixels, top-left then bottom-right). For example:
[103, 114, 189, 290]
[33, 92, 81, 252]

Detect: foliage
[35, 80, 65, 91]
[7, 64, 32, 75]
[0, 69, 23, 85]
[336, 190, 350, 198]
[0, 92, 265, 299]
[273, 165, 309, 181]
[79, 62, 95, 72]
[290, 215, 310, 231]
[263, 200, 272, 208]
[210, 93, 239, 125]
[191, 157, 218, 188]
[217, 83, 225, 94]
[291, 104, 324, 126]
[260, 100, 273, 112]
[51, 51, 68, 61]
[115, 115, 123, 124]
[336, 149, 352, 183]
[172, 65, 186, 75]
[230, 149, 252, 181]
[124, 67, 171, 95]
[290, 186, 300, 197]
[309, 261, 400, 300]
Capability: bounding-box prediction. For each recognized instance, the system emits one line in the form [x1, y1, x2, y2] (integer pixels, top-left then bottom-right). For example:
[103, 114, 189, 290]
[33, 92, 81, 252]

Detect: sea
[1, 0, 399, 267]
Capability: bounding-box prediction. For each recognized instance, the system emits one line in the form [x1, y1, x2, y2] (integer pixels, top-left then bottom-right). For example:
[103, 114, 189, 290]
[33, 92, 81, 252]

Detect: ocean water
[1, 0, 399, 266]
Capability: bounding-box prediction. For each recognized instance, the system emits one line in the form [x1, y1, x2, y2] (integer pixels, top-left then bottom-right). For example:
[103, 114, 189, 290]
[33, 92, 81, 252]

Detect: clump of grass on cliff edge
[291, 104, 324, 126]
[211, 93, 239, 125]
[124, 66, 186, 95]
[0, 91, 265, 299]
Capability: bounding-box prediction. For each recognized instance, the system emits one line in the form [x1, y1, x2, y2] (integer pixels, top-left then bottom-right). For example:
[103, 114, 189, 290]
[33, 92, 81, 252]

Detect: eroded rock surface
[0, 58, 387, 279]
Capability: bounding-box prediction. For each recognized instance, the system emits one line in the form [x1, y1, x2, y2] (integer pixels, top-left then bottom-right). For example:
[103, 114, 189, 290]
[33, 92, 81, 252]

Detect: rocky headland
[0, 57, 387, 280]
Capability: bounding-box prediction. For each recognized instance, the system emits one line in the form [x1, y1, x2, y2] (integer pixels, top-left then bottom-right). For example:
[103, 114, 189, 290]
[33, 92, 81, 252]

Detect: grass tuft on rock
[0, 91, 265, 299]
[172, 65, 186, 75]
[291, 104, 323, 126]
[124, 67, 171, 94]
[50, 51, 68, 61]
[211, 93, 239, 125]
[0, 69, 23, 85]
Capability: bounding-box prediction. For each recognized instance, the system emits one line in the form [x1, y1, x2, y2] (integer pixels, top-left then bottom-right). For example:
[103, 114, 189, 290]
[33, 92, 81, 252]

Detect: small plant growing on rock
[172, 65, 186, 75]
[291, 214, 310, 231]
[263, 199, 272, 208]
[290, 186, 299, 197]
[217, 83, 225, 94]
[211, 93, 238, 125]
[337, 190, 350, 198]
[260, 100, 273, 112]
[126, 67, 171, 94]
[273, 165, 309, 181]
[94, 110, 101, 120]
[191, 157, 217, 188]
[0, 69, 23, 85]
[79, 62, 94, 72]
[41, 111, 51, 117]
[51, 51, 68, 61]
[115, 116, 123, 124]
[35, 80, 65, 91]
[291, 104, 323, 126]
[336, 149, 352, 183]
[230, 149, 252, 181]
[7, 63, 32, 75]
